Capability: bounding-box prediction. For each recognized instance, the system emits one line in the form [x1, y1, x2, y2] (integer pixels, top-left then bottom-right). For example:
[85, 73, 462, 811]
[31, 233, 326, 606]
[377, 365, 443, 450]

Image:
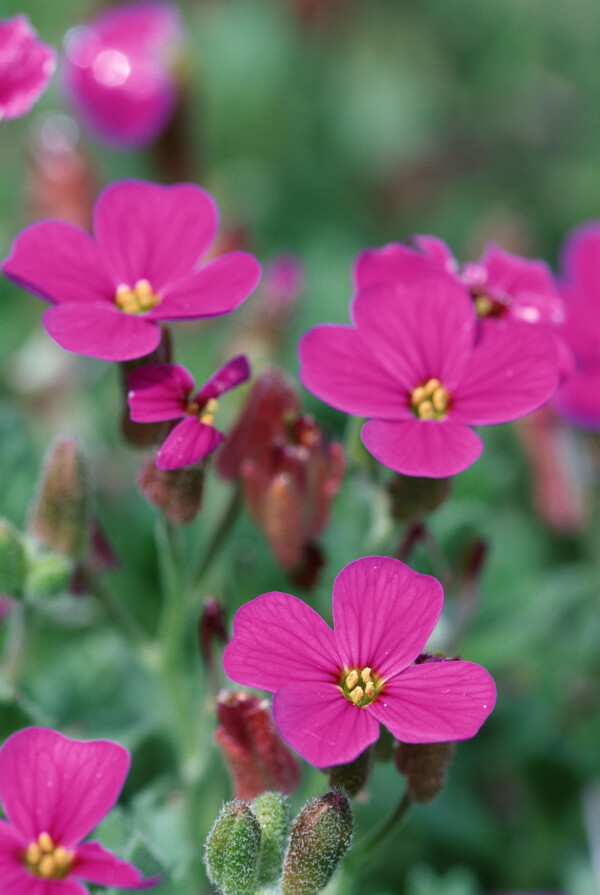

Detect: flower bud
[388, 473, 451, 522]
[28, 438, 91, 560]
[215, 691, 301, 801]
[198, 597, 228, 686]
[281, 791, 353, 895]
[204, 800, 262, 895]
[395, 741, 456, 803]
[252, 792, 290, 886]
[25, 551, 72, 597]
[0, 519, 27, 596]
[138, 454, 204, 525]
[327, 747, 372, 796]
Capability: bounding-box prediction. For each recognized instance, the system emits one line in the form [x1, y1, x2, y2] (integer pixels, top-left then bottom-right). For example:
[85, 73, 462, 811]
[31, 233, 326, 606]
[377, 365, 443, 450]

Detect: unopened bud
[26, 552, 72, 597]
[281, 791, 353, 895]
[252, 792, 290, 886]
[0, 519, 27, 595]
[327, 747, 372, 796]
[138, 455, 204, 525]
[204, 800, 262, 895]
[395, 741, 456, 803]
[28, 439, 91, 559]
[199, 597, 228, 687]
[388, 473, 451, 522]
[215, 691, 301, 801]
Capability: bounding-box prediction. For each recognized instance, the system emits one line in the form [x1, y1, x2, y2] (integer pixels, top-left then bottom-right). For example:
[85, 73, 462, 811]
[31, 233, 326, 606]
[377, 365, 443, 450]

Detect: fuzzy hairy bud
[327, 747, 372, 796]
[395, 741, 456, 803]
[281, 791, 353, 895]
[204, 800, 262, 895]
[252, 791, 290, 886]
[138, 456, 204, 525]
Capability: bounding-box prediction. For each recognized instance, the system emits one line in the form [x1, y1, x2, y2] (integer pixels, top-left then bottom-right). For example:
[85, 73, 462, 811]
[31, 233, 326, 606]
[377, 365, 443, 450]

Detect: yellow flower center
[340, 666, 382, 707]
[24, 832, 74, 880]
[410, 378, 450, 421]
[186, 397, 219, 425]
[115, 279, 162, 315]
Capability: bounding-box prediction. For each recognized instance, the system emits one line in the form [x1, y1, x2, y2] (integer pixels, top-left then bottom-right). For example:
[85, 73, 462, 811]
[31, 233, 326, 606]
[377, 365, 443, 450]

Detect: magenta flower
[0, 16, 56, 121]
[128, 355, 251, 469]
[553, 222, 600, 429]
[63, 1, 181, 147]
[0, 726, 156, 893]
[299, 271, 559, 478]
[1, 179, 261, 361]
[223, 556, 496, 768]
[355, 237, 565, 326]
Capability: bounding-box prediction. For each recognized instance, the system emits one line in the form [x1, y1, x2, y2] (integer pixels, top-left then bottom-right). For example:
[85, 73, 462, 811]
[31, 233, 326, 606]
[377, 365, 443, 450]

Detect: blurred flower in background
[0, 15, 56, 121]
[62, 1, 182, 148]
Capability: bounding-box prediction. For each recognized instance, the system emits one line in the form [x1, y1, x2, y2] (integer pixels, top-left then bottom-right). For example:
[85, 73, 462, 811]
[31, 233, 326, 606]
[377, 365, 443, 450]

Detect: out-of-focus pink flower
[0, 16, 56, 121]
[299, 271, 559, 478]
[2, 179, 261, 361]
[356, 237, 565, 327]
[127, 355, 251, 469]
[63, 1, 182, 148]
[224, 556, 496, 768]
[262, 254, 304, 315]
[0, 727, 157, 893]
[554, 223, 600, 429]
[215, 691, 301, 800]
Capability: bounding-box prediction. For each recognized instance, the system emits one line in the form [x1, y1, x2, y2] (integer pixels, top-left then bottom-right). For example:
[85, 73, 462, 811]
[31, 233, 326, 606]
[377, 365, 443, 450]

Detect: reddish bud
[327, 747, 372, 796]
[199, 597, 228, 685]
[28, 438, 91, 560]
[215, 691, 301, 801]
[395, 741, 456, 803]
[138, 454, 204, 525]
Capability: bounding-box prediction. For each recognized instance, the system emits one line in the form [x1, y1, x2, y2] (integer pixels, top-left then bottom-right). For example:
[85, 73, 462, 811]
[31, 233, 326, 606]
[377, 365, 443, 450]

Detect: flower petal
[368, 660, 496, 742]
[195, 355, 251, 403]
[93, 180, 218, 290]
[150, 252, 262, 320]
[272, 682, 380, 768]
[224, 592, 340, 692]
[2, 221, 113, 304]
[0, 727, 130, 846]
[332, 556, 443, 680]
[353, 243, 437, 291]
[0, 820, 26, 885]
[127, 364, 194, 422]
[413, 235, 458, 273]
[351, 278, 475, 391]
[74, 841, 149, 888]
[451, 321, 559, 425]
[43, 302, 160, 361]
[554, 367, 600, 430]
[361, 418, 483, 478]
[156, 417, 224, 469]
[0, 875, 89, 895]
[298, 324, 410, 419]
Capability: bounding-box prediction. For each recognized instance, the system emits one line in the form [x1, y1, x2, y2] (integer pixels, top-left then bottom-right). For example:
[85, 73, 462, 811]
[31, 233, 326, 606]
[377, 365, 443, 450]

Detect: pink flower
[223, 556, 496, 768]
[355, 237, 565, 326]
[0, 726, 156, 893]
[1, 179, 261, 361]
[62, 1, 182, 147]
[127, 355, 251, 469]
[553, 223, 600, 429]
[299, 270, 559, 478]
[0, 16, 56, 121]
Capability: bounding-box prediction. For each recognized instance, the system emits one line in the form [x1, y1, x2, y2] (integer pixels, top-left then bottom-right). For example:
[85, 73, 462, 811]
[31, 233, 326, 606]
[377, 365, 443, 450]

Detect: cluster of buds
[215, 691, 301, 801]
[217, 368, 345, 584]
[205, 790, 353, 895]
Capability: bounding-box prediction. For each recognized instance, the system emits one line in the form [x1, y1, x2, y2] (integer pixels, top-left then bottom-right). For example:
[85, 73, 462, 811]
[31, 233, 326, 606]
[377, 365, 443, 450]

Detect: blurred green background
[1, 1, 600, 894]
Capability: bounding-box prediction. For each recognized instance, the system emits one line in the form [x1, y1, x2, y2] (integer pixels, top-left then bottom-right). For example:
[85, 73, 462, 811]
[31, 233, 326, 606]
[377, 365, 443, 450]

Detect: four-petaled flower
[127, 355, 251, 469]
[1, 179, 261, 361]
[299, 269, 559, 477]
[0, 16, 56, 122]
[223, 555, 496, 768]
[0, 726, 157, 893]
[62, 1, 182, 147]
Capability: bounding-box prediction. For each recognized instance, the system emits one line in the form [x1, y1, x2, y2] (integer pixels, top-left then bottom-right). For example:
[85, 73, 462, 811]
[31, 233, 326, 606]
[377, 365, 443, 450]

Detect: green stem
[85, 572, 148, 649]
[350, 791, 412, 861]
[192, 484, 242, 589]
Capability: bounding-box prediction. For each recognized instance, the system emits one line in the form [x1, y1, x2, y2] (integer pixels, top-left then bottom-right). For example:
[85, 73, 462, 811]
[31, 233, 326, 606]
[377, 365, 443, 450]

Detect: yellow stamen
[410, 378, 450, 421]
[361, 667, 372, 684]
[340, 665, 382, 707]
[114, 279, 162, 315]
[364, 681, 375, 699]
[474, 294, 494, 318]
[345, 670, 359, 689]
[24, 833, 74, 880]
[201, 397, 219, 426]
[349, 686, 364, 705]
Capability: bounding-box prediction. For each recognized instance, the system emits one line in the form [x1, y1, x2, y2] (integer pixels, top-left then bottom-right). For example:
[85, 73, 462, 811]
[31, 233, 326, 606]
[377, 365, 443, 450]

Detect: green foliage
[0, 518, 27, 595]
